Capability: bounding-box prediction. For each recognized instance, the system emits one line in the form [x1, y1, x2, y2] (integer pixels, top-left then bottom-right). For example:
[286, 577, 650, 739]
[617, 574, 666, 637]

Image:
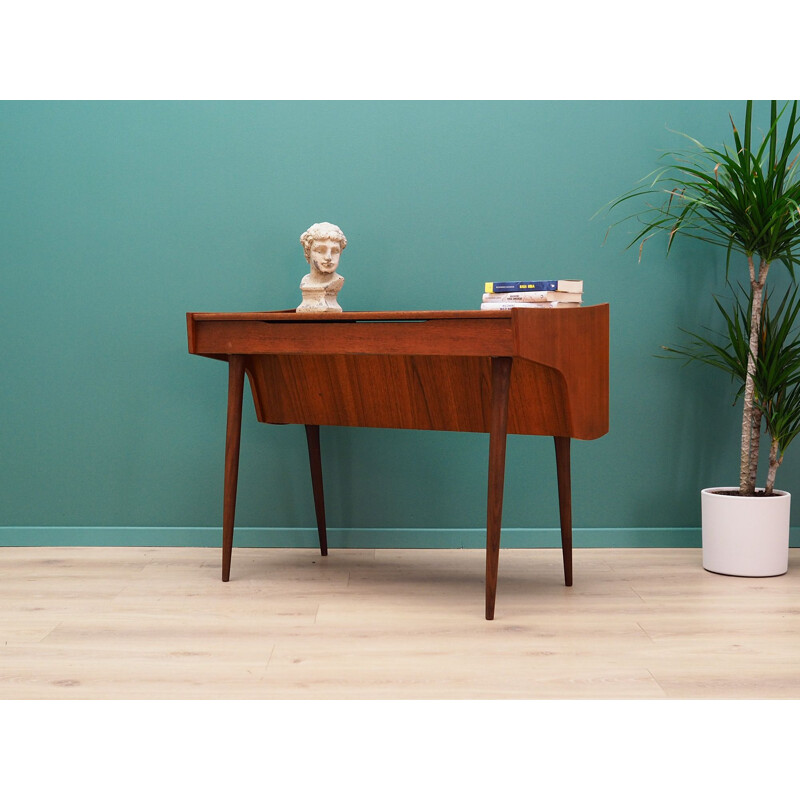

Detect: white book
[482, 291, 582, 304]
[480, 301, 582, 310]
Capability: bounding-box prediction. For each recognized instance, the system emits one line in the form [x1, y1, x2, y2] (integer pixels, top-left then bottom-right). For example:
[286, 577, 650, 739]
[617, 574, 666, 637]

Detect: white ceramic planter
[701, 487, 790, 577]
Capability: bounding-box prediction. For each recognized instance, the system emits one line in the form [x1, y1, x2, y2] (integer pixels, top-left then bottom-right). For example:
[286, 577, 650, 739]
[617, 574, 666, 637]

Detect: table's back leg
[222, 356, 245, 582]
[486, 356, 512, 620]
[305, 424, 328, 556]
[554, 436, 573, 586]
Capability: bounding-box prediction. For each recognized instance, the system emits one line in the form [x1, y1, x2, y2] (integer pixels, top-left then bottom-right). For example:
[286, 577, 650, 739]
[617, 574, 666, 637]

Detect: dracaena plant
[604, 100, 800, 495]
[663, 284, 800, 494]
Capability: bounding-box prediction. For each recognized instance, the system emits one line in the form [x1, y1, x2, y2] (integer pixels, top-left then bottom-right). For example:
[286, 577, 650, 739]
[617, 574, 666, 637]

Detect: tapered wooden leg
[305, 424, 328, 556]
[222, 356, 245, 582]
[486, 356, 512, 620]
[554, 436, 573, 587]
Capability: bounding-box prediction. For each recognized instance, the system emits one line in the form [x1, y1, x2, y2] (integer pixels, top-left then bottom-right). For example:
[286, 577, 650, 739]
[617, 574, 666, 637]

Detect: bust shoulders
[301, 272, 344, 290]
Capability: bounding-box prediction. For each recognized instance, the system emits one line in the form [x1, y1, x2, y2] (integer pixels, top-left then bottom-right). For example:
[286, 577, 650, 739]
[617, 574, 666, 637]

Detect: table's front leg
[222, 355, 245, 582]
[486, 356, 512, 620]
[554, 436, 573, 587]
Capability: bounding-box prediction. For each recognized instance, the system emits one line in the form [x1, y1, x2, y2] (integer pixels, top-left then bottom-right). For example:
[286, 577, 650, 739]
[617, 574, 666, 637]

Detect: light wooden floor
[1, 546, 799, 699]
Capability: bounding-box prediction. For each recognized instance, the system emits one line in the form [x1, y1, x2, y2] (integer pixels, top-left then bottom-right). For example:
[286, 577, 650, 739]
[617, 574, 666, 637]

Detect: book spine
[480, 302, 580, 310]
[483, 291, 545, 302]
[484, 280, 559, 293]
[483, 292, 582, 304]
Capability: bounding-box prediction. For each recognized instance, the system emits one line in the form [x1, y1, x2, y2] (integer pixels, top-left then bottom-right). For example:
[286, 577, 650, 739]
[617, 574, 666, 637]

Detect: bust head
[300, 222, 347, 276]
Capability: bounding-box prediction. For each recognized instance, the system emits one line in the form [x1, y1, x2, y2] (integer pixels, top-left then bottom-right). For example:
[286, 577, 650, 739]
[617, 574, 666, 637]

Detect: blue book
[484, 279, 583, 294]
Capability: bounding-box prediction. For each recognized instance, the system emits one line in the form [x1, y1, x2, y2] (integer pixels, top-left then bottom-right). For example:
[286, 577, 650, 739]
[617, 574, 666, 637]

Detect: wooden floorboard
[1, 546, 798, 699]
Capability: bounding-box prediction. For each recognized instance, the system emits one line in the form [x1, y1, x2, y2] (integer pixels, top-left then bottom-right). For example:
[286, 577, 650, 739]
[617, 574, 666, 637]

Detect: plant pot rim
[702, 486, 790, 498]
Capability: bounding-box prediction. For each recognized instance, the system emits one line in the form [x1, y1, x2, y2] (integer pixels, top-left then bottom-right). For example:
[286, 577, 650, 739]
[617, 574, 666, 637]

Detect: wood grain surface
[2, 546, 798, 699]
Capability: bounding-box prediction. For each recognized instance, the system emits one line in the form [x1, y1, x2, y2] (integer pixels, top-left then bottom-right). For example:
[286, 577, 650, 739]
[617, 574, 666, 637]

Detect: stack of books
[480, 279, 583, 310]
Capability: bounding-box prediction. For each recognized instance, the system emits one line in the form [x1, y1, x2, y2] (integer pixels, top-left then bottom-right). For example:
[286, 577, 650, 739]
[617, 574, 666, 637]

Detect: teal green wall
[3, 100, 798, 547]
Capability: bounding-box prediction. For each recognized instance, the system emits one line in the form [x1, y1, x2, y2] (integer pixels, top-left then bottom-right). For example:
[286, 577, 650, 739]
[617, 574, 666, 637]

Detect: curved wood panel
[245, 354, 572, 436]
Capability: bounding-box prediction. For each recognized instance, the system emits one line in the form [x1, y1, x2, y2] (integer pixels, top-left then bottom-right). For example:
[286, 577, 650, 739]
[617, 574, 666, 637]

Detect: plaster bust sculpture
[297, 222, 347, 313]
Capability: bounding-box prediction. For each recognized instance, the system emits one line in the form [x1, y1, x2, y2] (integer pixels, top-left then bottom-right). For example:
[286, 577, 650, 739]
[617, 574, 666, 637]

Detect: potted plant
[605, 100, 800, 576]
[663, 283, 800, 574]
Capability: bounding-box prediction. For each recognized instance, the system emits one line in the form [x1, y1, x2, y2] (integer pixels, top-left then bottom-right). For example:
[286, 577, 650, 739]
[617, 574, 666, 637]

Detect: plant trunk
[739, 257, 770, 495]
[766, 438, 781, 495]
[748, 405, 763, 491]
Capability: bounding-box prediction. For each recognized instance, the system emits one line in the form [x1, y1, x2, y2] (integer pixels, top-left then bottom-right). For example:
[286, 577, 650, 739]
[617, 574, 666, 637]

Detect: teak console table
[186, 307, 609, 619]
